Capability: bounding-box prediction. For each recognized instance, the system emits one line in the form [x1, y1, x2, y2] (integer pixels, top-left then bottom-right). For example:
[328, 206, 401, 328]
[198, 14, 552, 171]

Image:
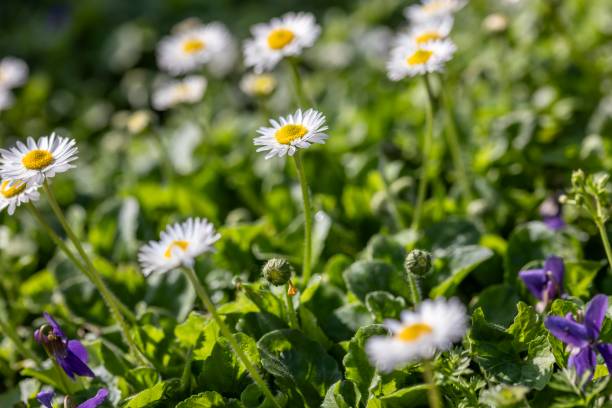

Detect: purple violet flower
[36, 388, 108, 408]
[519, 256, 564, 312]
[540, 195, 565, 231]
[36, 389, 54, 408]
[34, 312, 95, 380]
[76, 388, 109, 408]
[545, 294, 612, 381]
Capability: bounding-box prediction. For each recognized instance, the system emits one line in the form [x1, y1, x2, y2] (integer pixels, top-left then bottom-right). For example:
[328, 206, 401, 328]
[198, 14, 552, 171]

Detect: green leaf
[299, 306, 334, 349]
[258, 329, 341, 407]
[471, 284, 520, 327]
[364, 235, 406, 269]
[322, 380, 362, 408]
[378, 384, 429, 407]
[564, 260, 603, 298]
[343, 260, 409, 303]
[365, 291, 405, 322]
[175, 312, 208, 348]
[121, 379, 180, 408]
[430, 245, 494, 297]
[175, 391, 226, 408]
[343, 324, 388, 400]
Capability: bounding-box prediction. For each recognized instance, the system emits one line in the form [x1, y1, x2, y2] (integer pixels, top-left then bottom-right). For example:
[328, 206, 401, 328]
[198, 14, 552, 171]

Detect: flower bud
[404, 249, 432, 277]
[262, 258, 294, 286]
[571, 169, 585, 188]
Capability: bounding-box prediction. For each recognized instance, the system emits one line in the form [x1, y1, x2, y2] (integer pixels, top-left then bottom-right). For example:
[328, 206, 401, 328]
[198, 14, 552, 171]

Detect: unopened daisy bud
[404, 249, 432, 277]
[571, 169, 585, 189]
[262, 258, 294, 286]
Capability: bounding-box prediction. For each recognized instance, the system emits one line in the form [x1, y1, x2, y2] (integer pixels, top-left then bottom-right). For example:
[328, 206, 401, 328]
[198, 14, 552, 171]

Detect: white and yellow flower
[0, 89, 14, 111]
[157, 22, 234, 75]
[387, 39, 456, 80]
[393, 17, 453, 48]
[0, 57, 28, 90]
[240, 73, 277, 98]
[243, 12, 321, 73]
[0, 180, 40, 215]
[0, 133, 78, 184]
[152, 76, 207, 111]
[254, 109, 328, 159]
[138, 218, 221, 276]
[366, 297, 468, 372]
[404, 0, 467, 24]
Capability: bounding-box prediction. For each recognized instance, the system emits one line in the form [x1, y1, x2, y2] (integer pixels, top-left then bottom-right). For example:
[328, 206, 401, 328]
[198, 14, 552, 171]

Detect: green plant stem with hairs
[284, 284, 300, 330]
[288, 58, 311, 108]
[411, 74, 435, 233]
[181, 266, 281, 408]
[423, 360, 442, 408]
[41, 180, 150, 367]
[293, 153, 313, 284]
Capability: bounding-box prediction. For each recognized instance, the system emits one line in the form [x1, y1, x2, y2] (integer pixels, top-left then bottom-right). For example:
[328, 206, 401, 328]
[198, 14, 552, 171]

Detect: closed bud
[262, 258, 294, 286]
[571, 169, 585, 188]
[404, 249, 432, 277]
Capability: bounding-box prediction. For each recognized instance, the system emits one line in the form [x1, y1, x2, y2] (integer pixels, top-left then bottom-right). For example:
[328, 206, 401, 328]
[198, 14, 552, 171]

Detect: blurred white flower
[254, 108, 328, 159]
[393, 17, 454, 47]
[404, 0, 467, 24]
[126, 110, 154, 134]
[387, 39, 456, 80]
[483, 13, 508, 33]
[366, 297, 468, 372]
[0, 57, 28, 90]
[138, 218, 220, 276]
[0, 180, 40, 215]
[152, 76, 207, 111]
[0, 89, 14, 111]
[157, 22, 234, 75]
[244, 12, 321, 73]
[240, 73, 277, 97]
[0, 133, 78, 184]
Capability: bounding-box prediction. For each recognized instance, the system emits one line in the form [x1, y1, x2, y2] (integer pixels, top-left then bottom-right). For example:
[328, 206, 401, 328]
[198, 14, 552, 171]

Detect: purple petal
[585, 294, 608, 340]
[543, 256, 564, 290]
[68, 340, 89, 364]
[36, 390, 55, 408]
[43, 312, 66, 340]
[545, 316, 590, 348]
[568, 347, 596, 380]
[519, 269, 547, 300]
[58, 349, 95, 379]
[596, 343, 612, 375]
[543, 216, 565, 231]
[77, 388, 109, 408]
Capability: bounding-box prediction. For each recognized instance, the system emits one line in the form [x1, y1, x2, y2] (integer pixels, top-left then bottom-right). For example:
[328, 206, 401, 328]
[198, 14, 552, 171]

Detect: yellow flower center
[395, 323, 433, 342]
[164, 240, 190, 259]
[1, 180, 26, 198]
[267, 28, 295, 50]
[253, 76, 275, 95]
[182, 38, 206, 54]
[274, 124, 308, 144]
[415, 32, 442, 45]
[407, 50, 433, 66]
[22, 149, 54, 170]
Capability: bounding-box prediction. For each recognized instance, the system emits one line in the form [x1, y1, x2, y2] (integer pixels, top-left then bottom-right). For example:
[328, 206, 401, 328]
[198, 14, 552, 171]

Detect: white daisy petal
[386, 39, 456, 81]
[366, 297, 468, 372]
[393, 17, 454, 48]
[152, 76, 207, 111]
[0, 133, 78, 184]
[0, 57, 28, 90]
[0, 179, 40, 215]
[243, 12, 321, 73]
[138, 218, 221, 276]
[404, 0, 467, 24]
[254, 108, 329, 159]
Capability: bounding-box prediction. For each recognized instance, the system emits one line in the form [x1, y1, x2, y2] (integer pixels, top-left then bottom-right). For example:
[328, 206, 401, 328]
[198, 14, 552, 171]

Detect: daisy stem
[423, 360, 442, 408]
[288, 58, 310, 108]
[379, 150, 405, 230]
[439, 78, 472, 206]
[182, 266, 281, 408]
[41, 181, 150, 368]
[405, 272, 422, 307]
[284, 283, 300, 330]
[293, 153, 313, 284]
[0, 315, 41, 364]
[154, 129, 174, 185]
[411, 74, 435, 233]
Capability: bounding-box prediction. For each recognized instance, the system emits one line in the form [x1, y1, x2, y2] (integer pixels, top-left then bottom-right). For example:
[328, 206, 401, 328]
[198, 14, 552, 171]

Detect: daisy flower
[157, 22, 234, 75]
[404, 0, 467, 24]
[244, 12, 321, 73]
[366, 297, 468, 372]
[254, 109, 328, 159]
[0, 56, 28, 90]
[0, 179, 40, 215]
[393, 17, 454, 48]
[240, 73, 277, 98]
[138, 218, 221, 276]
[0, 133, 78, 184]
[387, 39, 456, 81]
[0, 89, 14, 111]
[152, 75, 207, 111]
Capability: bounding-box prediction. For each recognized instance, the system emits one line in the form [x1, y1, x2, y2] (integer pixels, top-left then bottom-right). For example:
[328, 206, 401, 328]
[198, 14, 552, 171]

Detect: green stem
[293, 153, 313, 284]
[411, 75, 435, 233]
[595, 220, 612, 272]
[154, 129, 174, 185]
[182, 266, 281, 408]
[423, 360, 442, 408]
[405, 273, 422, 307]
[0, 316, 41, 364]
[379, 150, 405, 230]
[52, 359, 72, 394]
[284, 285, 300, 330]
[41, 181, 149, 367]
[439, 79, 472, 205]
[288, 58, 310, 108]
